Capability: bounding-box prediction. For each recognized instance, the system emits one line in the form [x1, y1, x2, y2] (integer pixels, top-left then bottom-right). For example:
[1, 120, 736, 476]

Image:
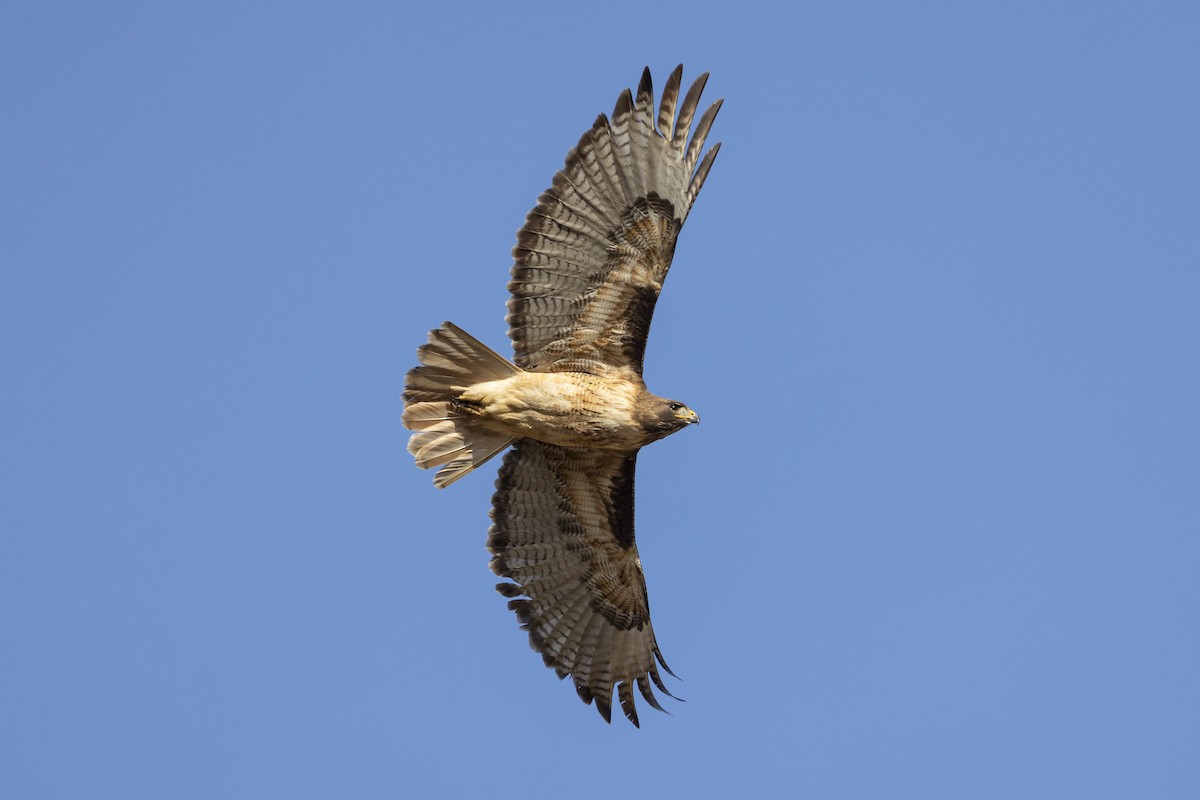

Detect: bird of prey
[402, 66, 721, 726]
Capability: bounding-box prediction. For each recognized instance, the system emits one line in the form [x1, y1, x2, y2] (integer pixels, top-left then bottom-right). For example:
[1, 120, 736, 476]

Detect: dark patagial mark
[619, 285, 660, 372]
[605, 454, 638, 550]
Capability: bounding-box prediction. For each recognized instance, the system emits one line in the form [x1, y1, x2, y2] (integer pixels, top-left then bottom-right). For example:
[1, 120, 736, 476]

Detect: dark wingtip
[649, 662, 682, 701]
[594, 692, 613, 724]
[655, 647, 680, 679]
[636, 674, 670, 716]
[613, 87, 634, 119]
[637, 67, 653, 101]
[618, 681, 641, 728]
[494, 582, 523, 598]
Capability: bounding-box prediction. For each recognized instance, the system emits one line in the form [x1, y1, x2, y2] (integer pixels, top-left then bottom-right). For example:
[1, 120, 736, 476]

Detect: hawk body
[402, 66, 721, 726]
[457, 368, 696, 450]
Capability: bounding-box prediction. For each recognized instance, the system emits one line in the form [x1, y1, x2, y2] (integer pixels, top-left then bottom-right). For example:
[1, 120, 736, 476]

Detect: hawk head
[637, 395, 700, 442]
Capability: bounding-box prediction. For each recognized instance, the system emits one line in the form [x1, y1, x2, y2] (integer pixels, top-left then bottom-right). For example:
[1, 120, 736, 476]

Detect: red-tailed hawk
[402, 66, 721, 726]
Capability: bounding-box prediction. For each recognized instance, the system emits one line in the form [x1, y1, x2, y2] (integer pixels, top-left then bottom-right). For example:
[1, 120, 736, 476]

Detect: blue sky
[3, 1, 1198, 797]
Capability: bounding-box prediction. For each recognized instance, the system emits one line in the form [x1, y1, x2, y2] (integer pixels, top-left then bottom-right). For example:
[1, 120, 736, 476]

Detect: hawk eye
[668, 402, 682, 411]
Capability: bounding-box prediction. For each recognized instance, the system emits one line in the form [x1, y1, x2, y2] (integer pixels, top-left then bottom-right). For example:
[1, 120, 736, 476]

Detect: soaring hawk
[403, 66, 721, 726]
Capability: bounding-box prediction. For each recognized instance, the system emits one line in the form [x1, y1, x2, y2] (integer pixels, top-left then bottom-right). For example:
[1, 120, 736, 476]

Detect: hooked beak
[676, 408, 700, 425]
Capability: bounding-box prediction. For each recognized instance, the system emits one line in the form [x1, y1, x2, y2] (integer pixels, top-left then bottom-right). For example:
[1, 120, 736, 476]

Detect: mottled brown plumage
[402, 66, 721, 726]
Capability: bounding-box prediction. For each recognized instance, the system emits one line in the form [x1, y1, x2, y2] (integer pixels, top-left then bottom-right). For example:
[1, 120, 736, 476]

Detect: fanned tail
[403, 322, 521, 488]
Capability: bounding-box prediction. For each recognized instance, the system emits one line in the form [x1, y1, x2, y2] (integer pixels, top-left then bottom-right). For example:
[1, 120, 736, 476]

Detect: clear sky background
[3, 2, 1198, 797]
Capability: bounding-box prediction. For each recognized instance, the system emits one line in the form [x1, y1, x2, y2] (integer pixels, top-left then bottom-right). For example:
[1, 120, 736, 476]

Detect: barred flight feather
[489, 439, 676, 726]
[506, 65, 722, 375]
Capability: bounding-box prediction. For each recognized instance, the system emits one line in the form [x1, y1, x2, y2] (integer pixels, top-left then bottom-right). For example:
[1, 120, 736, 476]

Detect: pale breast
[460, 372, 646, 449]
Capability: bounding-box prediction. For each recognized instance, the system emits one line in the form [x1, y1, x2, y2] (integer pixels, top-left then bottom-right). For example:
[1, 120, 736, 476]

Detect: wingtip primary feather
[592, 686, 614, 724]
[618, 680, 641, 727]
[672, 71, 711, 151]
[636, 67, 653, 109]
[685, 97, 724, 176]
[656, 65, 683, 136]
[612, 87, 634, 119]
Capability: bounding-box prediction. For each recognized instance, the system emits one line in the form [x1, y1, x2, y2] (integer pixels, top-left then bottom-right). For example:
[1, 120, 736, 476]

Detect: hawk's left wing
[487, 440, 676, 726]
[506, 66, 722, 379]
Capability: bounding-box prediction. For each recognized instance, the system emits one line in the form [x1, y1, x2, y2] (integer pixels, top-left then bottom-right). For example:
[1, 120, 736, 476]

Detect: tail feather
[403, 323, 521, 488]
[405, 321, 520, 403]
[404, 411, 514, 487]
[402, 400, 456, 431]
